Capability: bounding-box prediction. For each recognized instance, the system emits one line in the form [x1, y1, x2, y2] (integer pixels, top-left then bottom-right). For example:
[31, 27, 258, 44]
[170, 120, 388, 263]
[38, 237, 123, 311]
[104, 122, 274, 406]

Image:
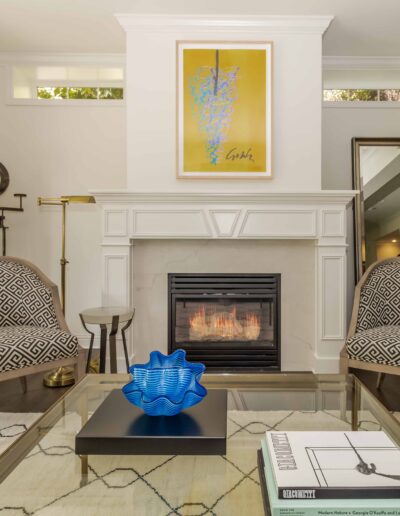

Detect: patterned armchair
[340, 257, 400, 387]
[0, 257, 84, 390]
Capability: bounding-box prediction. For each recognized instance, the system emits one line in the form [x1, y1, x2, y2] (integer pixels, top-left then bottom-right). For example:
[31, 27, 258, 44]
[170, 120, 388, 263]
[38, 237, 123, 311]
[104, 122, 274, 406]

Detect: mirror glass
[354, 139, 400, 279]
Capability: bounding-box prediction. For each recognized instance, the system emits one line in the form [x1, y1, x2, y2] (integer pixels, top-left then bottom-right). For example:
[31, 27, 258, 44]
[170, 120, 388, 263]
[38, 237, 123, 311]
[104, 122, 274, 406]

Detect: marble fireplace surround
[91, 190, 356, 373]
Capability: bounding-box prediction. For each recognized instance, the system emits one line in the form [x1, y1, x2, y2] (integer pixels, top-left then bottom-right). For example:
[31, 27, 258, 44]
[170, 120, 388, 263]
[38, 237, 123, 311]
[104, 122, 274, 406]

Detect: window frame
[2, 55, 126, 107]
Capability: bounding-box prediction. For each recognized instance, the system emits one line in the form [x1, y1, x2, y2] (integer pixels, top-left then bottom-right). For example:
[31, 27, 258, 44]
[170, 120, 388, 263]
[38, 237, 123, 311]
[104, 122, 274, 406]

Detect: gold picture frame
[176, 41, 273, 179]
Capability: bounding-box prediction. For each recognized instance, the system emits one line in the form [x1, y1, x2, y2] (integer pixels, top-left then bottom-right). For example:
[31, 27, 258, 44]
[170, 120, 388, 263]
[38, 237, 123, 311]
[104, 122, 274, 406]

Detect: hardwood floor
[352, 369, 400, 412]
[0, 368, 399, 414]
[0, 372, 70, 413]
[0, 351, 93, 413]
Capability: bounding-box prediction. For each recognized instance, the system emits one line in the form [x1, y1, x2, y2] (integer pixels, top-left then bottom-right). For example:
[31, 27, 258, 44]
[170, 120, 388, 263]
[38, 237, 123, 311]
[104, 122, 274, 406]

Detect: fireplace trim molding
[91, 189, 356, 373]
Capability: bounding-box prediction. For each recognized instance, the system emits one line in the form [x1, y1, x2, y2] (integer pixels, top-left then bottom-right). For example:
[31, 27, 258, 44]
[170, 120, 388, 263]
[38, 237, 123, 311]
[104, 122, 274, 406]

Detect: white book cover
[265, 431, 400, 499]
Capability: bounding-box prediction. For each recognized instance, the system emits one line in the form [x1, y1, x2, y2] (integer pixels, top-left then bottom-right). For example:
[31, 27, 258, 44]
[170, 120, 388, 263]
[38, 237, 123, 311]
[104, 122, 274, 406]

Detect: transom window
[323, 89, 400, 102]
[10, 63, 124, 103]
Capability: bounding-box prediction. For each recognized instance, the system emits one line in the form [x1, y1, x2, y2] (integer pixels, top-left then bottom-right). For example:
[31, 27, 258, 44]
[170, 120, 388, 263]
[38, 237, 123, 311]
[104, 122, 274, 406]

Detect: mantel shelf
[90, 190, 357, 206]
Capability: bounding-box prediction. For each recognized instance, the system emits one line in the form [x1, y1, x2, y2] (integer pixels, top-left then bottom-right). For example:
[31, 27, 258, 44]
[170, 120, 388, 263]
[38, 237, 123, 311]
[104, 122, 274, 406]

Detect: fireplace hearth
[168, 273, 280, 371]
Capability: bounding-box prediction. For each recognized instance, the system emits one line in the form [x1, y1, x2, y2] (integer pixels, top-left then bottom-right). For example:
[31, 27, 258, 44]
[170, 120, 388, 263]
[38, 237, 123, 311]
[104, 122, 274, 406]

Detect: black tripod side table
[79, 306, 134, 373]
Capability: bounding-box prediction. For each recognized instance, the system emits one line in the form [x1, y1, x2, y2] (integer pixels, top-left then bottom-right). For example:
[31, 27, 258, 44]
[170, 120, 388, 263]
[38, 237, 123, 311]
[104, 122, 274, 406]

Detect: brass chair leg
[352, 378, 361, 431]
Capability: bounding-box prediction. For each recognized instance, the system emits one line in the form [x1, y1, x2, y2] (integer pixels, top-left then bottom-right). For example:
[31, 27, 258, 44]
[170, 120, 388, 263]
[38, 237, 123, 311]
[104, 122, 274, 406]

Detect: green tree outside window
[37, 86, 123, 100]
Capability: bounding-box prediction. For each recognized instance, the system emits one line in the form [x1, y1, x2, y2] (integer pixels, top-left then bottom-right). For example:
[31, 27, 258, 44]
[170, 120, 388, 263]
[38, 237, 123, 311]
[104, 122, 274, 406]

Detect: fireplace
[168, 273, 280, 371]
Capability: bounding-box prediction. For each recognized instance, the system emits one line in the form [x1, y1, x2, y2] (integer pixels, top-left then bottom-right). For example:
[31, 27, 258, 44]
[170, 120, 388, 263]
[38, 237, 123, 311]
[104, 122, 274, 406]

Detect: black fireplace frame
[168, 273, 281, 372]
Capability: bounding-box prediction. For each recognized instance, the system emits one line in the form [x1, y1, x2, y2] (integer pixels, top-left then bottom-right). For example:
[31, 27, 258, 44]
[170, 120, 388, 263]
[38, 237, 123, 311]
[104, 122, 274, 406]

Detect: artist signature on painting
[225, 147, 255, 162]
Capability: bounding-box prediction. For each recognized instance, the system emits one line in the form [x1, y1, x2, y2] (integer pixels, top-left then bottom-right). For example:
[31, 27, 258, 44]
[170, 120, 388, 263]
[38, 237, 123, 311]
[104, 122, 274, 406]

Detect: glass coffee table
[0, 373, 399, 516]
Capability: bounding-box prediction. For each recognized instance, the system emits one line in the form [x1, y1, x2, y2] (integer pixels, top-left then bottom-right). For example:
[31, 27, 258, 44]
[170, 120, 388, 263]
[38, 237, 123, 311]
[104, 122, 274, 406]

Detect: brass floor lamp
[38, 195, 95, 387]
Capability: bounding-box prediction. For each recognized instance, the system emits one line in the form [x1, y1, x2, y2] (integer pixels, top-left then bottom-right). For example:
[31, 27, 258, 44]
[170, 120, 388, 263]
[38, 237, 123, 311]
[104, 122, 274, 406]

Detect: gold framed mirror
[352, 137, 400, 281]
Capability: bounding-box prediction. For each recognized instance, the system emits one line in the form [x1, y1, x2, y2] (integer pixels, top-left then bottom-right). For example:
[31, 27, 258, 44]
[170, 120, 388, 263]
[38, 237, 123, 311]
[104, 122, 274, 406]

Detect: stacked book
[259, 431, 400, 516]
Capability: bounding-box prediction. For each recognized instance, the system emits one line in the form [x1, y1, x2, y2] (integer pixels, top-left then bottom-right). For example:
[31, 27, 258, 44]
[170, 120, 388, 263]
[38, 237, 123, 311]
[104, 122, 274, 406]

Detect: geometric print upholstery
[0, 326, 78, 373]
[0, 260, 59, 329]
[346, 325, 400, 367]
[356, 258, 400, 332]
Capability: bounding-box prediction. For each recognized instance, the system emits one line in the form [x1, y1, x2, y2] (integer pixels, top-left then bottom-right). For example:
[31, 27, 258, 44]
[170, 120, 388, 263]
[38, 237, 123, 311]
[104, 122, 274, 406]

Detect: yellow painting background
[183, 48, 267, 173]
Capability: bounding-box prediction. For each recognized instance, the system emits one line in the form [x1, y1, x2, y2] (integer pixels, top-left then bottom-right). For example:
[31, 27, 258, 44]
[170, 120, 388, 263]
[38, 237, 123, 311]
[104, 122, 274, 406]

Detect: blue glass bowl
[122, 349, 207, 416]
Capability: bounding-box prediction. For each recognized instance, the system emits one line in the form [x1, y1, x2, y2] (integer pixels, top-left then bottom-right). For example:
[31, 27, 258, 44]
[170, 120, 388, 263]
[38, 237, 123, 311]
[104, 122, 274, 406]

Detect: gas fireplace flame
[189, 305, 261, 341]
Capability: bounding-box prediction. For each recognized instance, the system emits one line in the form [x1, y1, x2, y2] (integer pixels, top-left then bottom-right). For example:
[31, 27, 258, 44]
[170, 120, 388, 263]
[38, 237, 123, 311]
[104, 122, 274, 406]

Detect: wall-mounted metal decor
[0, 194, 27, 256]
[352, 137, 400, 281]
[0, 163, 10, 194]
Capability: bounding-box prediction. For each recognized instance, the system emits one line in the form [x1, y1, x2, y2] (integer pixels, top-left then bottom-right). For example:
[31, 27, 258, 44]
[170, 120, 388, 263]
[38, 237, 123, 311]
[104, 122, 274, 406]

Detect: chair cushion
[346, 325, 400, 367]
[356, 258, 400, 332]
[0, 326, 78, 373]
[0, 260, 59, 329]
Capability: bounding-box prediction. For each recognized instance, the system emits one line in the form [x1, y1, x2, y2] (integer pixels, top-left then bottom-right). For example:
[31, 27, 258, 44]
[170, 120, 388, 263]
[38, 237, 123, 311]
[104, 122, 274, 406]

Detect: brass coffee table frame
[1, 373, 400, 487]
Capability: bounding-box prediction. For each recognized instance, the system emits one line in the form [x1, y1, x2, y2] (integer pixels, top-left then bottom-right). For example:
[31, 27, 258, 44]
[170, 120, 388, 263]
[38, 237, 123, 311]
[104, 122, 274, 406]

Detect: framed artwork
[177, 41, 273, 179]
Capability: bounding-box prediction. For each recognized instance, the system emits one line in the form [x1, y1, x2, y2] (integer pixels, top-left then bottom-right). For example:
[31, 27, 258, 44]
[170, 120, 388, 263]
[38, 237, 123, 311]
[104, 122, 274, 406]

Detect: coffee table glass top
[1, 373, 399, 516]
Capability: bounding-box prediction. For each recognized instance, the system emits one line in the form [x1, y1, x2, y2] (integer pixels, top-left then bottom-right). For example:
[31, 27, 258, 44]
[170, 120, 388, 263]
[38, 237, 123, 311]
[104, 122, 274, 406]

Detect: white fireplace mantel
[90, 13, 350, 373]
[91, 189, 356, 373]
[92, 190, 355, 243]
[92, 190, 353, 205]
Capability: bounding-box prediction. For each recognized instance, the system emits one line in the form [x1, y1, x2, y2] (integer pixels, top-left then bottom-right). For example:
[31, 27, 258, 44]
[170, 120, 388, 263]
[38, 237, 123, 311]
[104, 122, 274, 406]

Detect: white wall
[322, 104, 400, 323]
[124, 19, 325, 192]
[0, 66, 126, 340]
[322, 105, 400, 190]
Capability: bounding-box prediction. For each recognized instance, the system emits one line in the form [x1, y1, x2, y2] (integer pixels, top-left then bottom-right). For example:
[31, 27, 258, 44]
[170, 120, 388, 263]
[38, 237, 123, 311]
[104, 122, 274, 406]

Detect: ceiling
[376, 229, 400, 244]
[1, 0, 400, 55]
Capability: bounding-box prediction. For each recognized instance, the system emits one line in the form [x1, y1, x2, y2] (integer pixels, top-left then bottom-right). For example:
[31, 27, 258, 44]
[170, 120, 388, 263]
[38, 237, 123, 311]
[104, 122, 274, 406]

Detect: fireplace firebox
[168, 274, 280, 371]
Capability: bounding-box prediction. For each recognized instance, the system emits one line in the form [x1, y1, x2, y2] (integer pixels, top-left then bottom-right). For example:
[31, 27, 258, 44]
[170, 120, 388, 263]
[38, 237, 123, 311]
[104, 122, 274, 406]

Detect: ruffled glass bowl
[122, 349, 207, 416]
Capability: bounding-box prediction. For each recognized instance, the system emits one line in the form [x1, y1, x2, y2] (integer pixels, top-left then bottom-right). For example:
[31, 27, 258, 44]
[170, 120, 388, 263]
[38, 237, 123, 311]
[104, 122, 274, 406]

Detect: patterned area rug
[0, 412, 42, 455]
[0, 408, 393, 516]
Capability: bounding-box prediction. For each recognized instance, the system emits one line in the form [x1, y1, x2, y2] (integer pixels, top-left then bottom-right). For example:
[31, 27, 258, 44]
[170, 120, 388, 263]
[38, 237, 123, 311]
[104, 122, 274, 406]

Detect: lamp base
[88, 358, 99, 374]
[43, 367, 75, 387]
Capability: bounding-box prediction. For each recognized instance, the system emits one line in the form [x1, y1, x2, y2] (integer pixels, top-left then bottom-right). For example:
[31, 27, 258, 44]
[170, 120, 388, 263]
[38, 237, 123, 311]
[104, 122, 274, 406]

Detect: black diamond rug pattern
[0, 409, 391, 516]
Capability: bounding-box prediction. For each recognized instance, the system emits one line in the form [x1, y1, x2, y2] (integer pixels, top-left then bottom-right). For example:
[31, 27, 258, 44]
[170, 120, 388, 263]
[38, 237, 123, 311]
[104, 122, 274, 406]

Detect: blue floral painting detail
[122, 349, 207, 416]
[190, 50, 239, 165]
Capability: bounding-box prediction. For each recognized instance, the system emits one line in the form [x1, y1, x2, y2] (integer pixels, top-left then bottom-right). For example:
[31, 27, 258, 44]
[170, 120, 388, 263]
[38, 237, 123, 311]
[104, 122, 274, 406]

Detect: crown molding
[323, 56, 400, 70]
[115, 14, 333, 35]
[0, 53, 126, 66]
[3, 52, 397, 70]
